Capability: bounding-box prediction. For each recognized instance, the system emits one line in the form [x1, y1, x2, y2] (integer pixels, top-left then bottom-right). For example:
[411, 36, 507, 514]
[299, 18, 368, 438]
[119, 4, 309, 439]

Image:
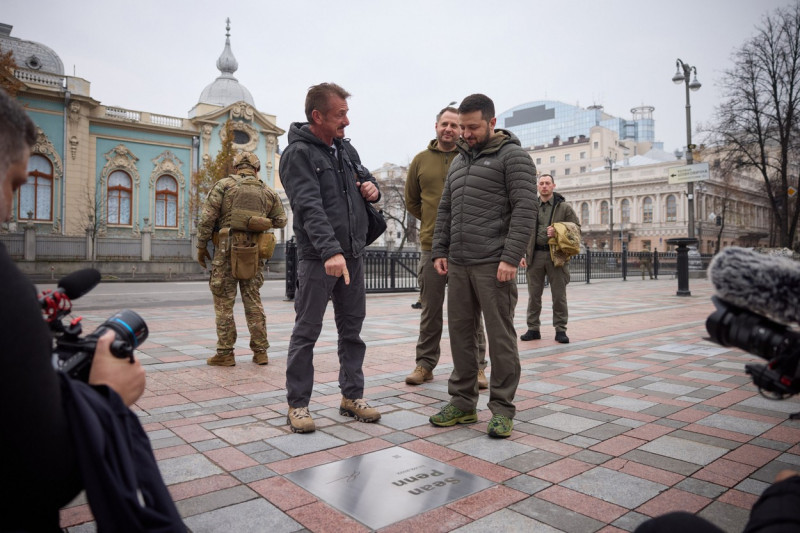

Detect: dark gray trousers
[446, 262, 520, 418]
[285, 257, 366, 407]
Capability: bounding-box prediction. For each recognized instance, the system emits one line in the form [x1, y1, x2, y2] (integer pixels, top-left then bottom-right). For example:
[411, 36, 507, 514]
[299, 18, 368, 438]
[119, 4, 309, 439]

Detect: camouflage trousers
[209, 255, 268, 355]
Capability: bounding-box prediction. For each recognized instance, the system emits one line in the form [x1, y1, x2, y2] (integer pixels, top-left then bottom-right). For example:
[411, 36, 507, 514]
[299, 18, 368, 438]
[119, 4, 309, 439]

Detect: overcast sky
[4, 0, 795, 170]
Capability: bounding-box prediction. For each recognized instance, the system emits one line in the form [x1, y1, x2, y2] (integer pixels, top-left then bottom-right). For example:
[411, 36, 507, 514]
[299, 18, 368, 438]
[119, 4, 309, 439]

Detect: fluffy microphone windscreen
[709, 247, 800, 326]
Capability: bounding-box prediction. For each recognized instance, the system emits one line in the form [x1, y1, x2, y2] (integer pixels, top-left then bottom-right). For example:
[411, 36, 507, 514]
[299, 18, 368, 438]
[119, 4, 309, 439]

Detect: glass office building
[497, 101, 655, 150]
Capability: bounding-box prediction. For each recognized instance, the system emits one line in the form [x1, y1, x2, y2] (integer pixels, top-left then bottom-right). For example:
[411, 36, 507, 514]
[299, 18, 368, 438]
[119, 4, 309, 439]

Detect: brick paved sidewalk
[59, 278, 800, 532]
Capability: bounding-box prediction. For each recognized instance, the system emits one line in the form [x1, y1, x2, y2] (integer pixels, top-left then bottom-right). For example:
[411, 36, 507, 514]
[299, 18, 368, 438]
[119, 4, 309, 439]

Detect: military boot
[340, 398, 381, 423]
[477, 368, 489, 389]
[252, 351, 268, 365]
[287, 406, 315, 433]
[206, 352, 235, 367]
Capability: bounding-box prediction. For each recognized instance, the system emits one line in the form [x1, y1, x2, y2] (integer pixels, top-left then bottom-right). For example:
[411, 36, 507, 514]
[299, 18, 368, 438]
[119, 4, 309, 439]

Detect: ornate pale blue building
[1, 19, 283, 244]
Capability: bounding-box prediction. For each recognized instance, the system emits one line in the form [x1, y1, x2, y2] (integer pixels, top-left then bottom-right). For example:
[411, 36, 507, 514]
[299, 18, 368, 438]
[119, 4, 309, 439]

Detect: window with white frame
[666, 195, 677, 222]
[107, 170, 132, 225]
[19, 154, 53, 221]
[643, 197, 653, 223]
[155, 175, 178, 227]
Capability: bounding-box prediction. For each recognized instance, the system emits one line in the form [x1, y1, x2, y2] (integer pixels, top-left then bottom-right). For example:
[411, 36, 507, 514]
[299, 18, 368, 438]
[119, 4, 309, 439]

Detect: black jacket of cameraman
[0, 244, 183, 532]
[0, 242, 81, 530]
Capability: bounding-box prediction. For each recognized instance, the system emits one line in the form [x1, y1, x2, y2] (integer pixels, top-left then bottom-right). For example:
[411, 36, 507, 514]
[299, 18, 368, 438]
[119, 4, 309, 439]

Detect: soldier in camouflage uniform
[196, 151, 287, 366]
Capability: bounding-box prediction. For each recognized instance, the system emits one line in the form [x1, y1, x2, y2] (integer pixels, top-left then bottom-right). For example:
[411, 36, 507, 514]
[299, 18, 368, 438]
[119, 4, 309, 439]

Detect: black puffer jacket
[280, 122, 379, 261]
[432, 129, 537, 266]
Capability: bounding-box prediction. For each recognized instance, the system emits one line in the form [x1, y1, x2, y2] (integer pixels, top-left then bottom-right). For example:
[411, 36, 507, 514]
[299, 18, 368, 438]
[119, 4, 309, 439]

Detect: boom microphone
[708, 247, 800, 327]
[55, 268, 102, 300]
[39, 269, 101, 322]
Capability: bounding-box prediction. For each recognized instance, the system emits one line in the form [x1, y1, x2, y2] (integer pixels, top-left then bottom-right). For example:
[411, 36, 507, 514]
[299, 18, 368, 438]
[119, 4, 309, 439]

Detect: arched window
[666, 195, 677, 222]
[600, 201, 609, 225]
[19, 154, 53, 221]
[108, 170, 132, 225]
[580, 202, 589, 225]
[621, 199, 630, 224]
[155, 175, 178, 227]
[643, 197, 653, 223]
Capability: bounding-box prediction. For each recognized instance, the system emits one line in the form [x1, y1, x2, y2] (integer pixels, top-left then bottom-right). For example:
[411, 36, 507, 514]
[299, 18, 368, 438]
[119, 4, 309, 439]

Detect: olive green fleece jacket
[404, 139, 459, 251]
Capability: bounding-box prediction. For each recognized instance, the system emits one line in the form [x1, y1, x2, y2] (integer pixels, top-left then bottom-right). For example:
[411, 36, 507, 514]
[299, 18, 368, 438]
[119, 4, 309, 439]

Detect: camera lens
[100, 309, 148, 350]
[706, 296, 796, 361]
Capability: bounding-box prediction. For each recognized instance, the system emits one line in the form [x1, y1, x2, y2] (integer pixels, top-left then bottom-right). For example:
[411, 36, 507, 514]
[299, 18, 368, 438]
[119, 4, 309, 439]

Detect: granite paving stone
[158, 453, 224, 485]
[639, 435, 729, 465]
[530, 412, 606, 434]
[695, 413, 776, 437]
[449, 436, 533, 464]
[509, 497, 605, 533]
[182, 497, 302, 532]
[562, 467, 667, 508]
[451, 508, 562, 533]
[266, 431, 348, 456]
[594, 396, 658, 412]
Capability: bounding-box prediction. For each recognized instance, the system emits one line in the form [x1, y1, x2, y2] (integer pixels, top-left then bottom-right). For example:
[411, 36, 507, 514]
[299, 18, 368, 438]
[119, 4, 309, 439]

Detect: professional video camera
[705, 248, 800, 403]
[39, 269, 148, 382]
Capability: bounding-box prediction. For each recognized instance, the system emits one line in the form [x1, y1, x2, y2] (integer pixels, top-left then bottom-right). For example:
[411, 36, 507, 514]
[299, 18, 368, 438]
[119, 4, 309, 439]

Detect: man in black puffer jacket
[430, 93, 537, 438]
[280, 83, 383, 433]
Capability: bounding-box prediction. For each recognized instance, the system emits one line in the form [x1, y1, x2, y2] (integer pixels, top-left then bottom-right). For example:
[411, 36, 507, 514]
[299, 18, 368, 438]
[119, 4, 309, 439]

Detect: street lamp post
[605, 155, 617, 251]
[672, 58, 702, 239]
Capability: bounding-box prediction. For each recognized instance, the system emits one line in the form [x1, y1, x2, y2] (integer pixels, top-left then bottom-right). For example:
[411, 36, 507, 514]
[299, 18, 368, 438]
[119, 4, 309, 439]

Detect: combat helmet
[233, 151, 261, 171]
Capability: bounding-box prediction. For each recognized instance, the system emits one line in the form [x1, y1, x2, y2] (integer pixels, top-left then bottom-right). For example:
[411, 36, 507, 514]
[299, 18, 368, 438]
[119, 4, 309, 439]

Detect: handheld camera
[40, 269, 148, 382]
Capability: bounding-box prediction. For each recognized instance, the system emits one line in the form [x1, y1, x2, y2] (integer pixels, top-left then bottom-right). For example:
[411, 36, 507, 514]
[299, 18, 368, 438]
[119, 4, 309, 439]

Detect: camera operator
[636, 248, 800, 533]
[0, 90, 146, 531]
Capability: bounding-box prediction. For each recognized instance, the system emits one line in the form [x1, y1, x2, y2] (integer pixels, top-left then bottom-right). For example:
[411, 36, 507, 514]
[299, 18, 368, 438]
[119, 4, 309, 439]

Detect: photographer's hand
[88, 331, 146, 406]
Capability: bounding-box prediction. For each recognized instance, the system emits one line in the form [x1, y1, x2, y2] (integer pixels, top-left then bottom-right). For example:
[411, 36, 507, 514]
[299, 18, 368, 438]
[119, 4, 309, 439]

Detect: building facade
[520, 124, 771, 254]
[1, 19, 285, 243]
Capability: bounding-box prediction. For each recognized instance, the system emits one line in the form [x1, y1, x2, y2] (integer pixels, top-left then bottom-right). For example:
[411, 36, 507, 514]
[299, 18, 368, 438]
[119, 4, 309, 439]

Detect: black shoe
[555, 331, 570, 344]
[520, 329, 541, 341]
[411, 302, 422, 309]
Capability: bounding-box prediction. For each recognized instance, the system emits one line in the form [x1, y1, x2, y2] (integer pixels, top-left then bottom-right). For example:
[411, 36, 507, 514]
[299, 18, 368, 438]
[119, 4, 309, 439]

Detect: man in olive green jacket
[404, 106, 488, 388]
[520, 174, 580, 344]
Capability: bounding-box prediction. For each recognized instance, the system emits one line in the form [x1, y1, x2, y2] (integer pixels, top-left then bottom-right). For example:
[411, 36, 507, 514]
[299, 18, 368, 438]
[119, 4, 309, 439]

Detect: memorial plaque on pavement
[285, 446, 495, 529]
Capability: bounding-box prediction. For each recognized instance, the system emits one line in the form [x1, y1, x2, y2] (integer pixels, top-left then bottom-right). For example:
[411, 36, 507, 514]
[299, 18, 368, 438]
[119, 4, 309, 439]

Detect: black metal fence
[284, 246, 714, 298]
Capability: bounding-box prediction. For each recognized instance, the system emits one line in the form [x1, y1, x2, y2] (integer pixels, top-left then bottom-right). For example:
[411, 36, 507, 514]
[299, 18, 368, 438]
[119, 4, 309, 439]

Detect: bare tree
[707, 3, 800, 249]
[377, 176, 415, 250]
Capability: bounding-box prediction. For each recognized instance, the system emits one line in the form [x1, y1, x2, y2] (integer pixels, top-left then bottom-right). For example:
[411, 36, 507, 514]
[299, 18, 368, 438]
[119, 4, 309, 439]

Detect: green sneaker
[430, 403, 478, 427]
[487, 414, 513, 438]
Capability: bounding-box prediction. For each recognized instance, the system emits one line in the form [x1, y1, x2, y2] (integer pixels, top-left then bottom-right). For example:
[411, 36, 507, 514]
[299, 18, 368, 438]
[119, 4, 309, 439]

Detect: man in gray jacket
[430, 94, 537, 438]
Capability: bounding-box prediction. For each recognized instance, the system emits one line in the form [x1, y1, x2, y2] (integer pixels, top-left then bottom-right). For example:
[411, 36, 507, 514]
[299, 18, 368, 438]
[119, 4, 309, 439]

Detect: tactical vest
[223, 175, 273, 232]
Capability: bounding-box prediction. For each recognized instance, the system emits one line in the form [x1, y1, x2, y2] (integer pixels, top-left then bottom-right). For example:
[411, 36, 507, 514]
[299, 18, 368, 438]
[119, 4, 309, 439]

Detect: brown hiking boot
[206, 352, 235, 367]
[252, 351, 268, 365]
[405, 365, 433, 385]
[477, 368, 489, 389]
[340, 398, 381, 423]
[287, 406, 315, 433]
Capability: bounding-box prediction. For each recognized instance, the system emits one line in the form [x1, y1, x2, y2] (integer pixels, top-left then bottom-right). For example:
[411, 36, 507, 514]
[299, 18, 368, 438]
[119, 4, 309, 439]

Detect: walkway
[59, 278, 800, 532]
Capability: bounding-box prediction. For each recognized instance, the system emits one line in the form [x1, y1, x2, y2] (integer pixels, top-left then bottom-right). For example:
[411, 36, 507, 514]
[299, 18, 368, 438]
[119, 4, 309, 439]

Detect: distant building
[516, 120, 771, 253]
[1, 19, 285, 242]
[497, 100, 658, 152]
